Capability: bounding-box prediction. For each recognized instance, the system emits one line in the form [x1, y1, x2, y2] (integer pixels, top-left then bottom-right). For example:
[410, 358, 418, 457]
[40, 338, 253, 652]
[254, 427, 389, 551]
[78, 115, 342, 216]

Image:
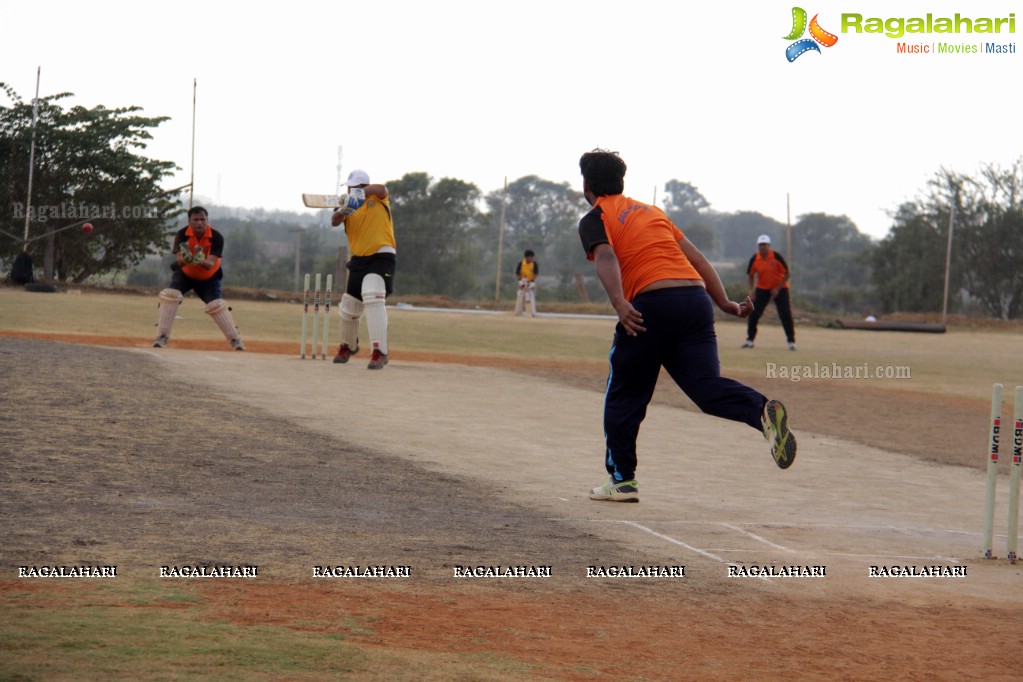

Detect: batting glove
[339, 188, 366, 216]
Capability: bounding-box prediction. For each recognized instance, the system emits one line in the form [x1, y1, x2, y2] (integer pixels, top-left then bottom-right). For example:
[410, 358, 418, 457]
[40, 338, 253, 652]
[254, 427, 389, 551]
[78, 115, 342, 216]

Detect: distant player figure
[743, 234, 796, 351]
[577, 149, 796, 503]
[330, 169, 396, 370]
[514, 249, 538, 317]
[152, 206, 245, 350]
[9, 251, 34, 285]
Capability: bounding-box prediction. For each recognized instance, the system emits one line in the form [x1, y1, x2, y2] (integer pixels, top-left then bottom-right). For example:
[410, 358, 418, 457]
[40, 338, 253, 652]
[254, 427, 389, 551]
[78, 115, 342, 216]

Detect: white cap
[756, 234, 772, 245]
[346, 169, 370, 187]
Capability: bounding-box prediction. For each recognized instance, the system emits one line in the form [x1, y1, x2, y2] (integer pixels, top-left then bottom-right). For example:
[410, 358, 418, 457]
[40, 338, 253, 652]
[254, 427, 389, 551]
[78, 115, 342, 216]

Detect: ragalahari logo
[784, 7, 839, 61]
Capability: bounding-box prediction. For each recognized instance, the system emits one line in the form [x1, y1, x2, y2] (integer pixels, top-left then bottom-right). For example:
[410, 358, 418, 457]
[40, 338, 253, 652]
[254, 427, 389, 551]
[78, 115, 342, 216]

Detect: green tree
[923, 162, 1023, 319]
[870, 203, 948, 313]
[1, 83, 179, 282]
[661, 179, 715, 253]
[484, 176, 587, 297]
[789, 213, 875, 311]
[387, 172, 485, 297]
[710, 211, 786, 261]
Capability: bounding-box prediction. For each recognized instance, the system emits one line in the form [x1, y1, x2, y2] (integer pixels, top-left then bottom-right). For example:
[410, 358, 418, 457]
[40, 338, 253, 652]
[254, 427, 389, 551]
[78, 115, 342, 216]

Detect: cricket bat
[302, 193, 346, 209]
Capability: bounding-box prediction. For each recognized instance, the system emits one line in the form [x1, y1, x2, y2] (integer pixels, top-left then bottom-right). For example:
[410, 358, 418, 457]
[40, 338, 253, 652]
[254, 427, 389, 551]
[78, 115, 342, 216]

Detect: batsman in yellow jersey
[514, 249, 538, 317]
[330, 169, 396, 370]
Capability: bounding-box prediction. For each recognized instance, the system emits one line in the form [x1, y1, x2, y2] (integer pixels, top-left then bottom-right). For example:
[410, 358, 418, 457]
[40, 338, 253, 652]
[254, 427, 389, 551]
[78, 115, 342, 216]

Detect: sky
[3, 0, 1020, 239]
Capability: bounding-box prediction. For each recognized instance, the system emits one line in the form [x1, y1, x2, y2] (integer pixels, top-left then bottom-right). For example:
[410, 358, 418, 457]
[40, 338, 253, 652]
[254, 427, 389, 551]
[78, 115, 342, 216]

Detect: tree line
[3, 85, 1020, 318]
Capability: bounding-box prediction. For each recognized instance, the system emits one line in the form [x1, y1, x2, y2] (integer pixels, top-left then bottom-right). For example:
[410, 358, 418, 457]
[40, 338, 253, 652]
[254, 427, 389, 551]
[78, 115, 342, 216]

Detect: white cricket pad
[338, 293, 363, 350]
[157, 288, 183, 336]
[362, 274, 388, 355]
[204, 298, 241, 343]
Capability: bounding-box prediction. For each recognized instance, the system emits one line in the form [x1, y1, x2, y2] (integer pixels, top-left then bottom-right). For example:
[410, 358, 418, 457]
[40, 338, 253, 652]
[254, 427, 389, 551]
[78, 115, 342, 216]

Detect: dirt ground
[2, 333, 1022, 680]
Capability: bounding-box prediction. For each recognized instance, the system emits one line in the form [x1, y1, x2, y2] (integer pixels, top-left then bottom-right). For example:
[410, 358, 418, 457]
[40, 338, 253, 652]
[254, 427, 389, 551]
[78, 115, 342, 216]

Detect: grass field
[1, 286, 1017, 392]
[2, 285, 1022, 680]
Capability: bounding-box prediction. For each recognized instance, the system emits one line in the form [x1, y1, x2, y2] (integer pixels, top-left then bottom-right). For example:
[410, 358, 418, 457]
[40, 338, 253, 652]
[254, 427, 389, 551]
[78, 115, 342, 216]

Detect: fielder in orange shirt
[743, 234, 796, 350]
[577, 149, 796, 502]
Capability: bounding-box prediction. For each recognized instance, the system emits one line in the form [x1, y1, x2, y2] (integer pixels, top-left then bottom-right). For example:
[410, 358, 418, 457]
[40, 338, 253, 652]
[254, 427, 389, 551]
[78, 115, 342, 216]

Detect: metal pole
[494, 176, 507, 303]
[292, 227, 302, 292]
[22, 66, 41, 251]
[786, 192, 792, 269]
[942, 207, 954, 326]
[189, 78, 196, 209]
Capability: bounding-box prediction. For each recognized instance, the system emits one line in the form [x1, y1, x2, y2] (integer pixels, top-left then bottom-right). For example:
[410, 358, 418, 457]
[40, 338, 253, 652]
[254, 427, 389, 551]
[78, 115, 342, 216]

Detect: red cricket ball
[82, 223, 94, 232]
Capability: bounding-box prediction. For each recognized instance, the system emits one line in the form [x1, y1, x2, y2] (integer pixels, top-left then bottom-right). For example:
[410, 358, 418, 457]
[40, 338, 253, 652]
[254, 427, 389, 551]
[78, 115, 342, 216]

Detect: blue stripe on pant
[603, 286, 767, 482]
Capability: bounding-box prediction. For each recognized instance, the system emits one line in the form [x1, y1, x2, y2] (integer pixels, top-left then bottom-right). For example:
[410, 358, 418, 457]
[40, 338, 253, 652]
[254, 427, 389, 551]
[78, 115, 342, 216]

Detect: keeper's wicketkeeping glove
[180, 247, 204, 265]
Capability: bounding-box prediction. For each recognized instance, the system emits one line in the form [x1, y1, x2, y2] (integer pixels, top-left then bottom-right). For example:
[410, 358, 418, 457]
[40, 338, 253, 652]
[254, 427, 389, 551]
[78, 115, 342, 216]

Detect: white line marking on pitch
[720, 523, 793, 552]
[615, 520, 771, 583]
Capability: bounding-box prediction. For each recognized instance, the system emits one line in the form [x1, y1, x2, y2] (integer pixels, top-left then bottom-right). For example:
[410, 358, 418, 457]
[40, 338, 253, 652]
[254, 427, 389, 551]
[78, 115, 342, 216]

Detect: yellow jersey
[343, 194, 395, 257]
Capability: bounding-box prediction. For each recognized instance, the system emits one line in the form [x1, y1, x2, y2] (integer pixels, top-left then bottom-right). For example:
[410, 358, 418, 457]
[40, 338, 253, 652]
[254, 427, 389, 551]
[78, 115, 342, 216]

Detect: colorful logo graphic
[784, 7, 839, 61]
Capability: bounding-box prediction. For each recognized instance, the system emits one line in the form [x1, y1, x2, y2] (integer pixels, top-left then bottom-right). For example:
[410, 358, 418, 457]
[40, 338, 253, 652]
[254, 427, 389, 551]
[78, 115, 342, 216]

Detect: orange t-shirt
[178, 226, 222, 281]
[580, 194, 702, 301]
[747, 250, 789, 290]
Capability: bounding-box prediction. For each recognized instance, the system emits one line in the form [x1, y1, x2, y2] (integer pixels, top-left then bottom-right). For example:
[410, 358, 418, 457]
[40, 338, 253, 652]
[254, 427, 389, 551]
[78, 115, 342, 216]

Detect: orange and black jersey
[172, 226, 224, 281]
[579, 195, 702, 301]
[746, 250, 790, 290]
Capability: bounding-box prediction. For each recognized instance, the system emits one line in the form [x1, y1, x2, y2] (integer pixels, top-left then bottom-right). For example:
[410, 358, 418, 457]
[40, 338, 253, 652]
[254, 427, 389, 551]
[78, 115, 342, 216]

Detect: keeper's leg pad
[157, 288, 183, 336]
[338, 293, 363, 349]
[204, 298, 241, 343]
[362, 274, 388, 355]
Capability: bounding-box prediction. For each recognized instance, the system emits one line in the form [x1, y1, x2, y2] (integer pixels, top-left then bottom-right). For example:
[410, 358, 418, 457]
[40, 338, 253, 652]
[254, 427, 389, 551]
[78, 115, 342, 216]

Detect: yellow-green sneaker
[589, 478, 639, 503]
[762, 399, 796, 469]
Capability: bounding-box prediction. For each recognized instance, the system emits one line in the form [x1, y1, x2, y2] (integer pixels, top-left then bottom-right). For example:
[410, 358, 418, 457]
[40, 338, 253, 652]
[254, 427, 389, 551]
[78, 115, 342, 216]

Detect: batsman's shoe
[762, 399, 796, 469]
[741, 339, 755, 349]
[333, 343, 358, 364]
[231, 338, 245, 351]
[152, 335, 169, 348]
[367, 349, 388, 370]
[589, 478, 639, 503]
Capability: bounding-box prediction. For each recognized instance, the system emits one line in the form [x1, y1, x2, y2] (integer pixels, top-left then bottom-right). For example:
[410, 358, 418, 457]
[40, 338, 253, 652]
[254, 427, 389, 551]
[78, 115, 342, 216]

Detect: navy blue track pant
[603, 286, 767, 482]
[747, 287, 795, 343]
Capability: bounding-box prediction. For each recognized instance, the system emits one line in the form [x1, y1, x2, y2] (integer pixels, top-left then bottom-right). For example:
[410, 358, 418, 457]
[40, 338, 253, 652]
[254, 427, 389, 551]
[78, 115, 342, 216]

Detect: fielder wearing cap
[330, 169, 396, 370]
[577, 149, 797, 503]
[743, 234, 796, 351]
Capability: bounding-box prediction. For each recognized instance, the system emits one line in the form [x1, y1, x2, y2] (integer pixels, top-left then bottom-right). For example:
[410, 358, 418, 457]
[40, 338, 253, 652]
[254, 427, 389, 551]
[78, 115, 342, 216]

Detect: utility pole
[291, 227, 302, 292]
[494, 177, 507, 303]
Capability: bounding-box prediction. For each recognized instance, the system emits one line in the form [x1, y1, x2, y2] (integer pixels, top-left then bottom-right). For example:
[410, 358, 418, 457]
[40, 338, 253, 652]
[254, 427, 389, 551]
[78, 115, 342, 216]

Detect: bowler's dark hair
[188, 206, 208, 218]
[579, 149, 626, 197]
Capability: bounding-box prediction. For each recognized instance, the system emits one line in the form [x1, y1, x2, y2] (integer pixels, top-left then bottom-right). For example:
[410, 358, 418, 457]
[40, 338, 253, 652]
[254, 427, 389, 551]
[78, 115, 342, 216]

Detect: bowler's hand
[614, 300, 646, 336]
[724, 296, 754, 319]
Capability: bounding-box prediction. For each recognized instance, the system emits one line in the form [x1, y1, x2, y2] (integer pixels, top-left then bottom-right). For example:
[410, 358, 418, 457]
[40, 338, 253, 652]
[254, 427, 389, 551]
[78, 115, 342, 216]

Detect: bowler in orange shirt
[577, 149, 797, 503]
